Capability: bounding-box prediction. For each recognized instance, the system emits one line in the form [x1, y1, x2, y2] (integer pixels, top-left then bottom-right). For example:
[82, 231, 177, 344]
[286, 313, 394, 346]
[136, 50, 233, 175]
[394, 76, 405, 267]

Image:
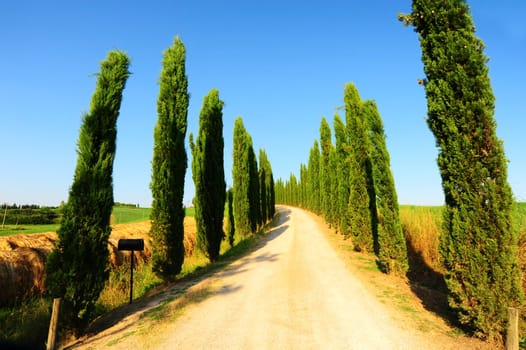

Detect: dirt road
[70, 206, 479, 349]
[149, 206, 429, 349]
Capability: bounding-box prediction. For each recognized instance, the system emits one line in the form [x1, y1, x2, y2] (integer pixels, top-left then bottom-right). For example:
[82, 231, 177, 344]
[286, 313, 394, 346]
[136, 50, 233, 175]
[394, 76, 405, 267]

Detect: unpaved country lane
[153, 206, 430, 349]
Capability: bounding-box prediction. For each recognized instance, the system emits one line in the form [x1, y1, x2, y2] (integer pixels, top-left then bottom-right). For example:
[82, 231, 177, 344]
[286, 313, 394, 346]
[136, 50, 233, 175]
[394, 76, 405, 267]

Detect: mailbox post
[117, 238, 144, 304]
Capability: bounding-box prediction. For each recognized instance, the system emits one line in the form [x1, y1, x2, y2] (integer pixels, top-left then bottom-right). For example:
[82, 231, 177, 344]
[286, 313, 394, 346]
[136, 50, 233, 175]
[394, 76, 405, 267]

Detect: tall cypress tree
[298, 164, 307, 208]
[328, 145, 339, 230]
[402, 1, 522, 338]
[150, 37, 189, 279]
[319, 117, 333, 225]
[258, 149, 275, 221]
[45, 51, 130, 328]
[232, 117, 252, 237]
[364, 100, 408, 275]
[346, 83, 373, 252]
[333, 113, 349, 235]
[190, 89, 226, 262]
[307, 140, 321, 214]
[248, 145, 260, 231]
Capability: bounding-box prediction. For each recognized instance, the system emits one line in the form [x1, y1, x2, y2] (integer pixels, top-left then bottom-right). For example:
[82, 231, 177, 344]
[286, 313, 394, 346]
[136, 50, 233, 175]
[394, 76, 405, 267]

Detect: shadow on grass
[405, 238, 459, 328]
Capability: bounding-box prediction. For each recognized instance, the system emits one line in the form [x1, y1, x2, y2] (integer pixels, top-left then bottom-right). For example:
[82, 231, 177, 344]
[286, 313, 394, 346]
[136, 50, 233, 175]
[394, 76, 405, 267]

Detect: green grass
[0, 297, 51, 349]
[0, 223, 60, 236]
[111, 206, 151, 224]
[0, 205, 153, 236]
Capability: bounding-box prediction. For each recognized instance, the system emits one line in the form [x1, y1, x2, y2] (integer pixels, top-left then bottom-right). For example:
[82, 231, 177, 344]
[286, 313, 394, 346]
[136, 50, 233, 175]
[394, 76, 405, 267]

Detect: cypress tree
[299, 164, 308, 208]
[259, 158, 268, 225]
[226, 188, 235, 247]
[190, 89, 226, 262]
[333, 113, 349, 235]
[258, 149, 271, 223]
[364, 100, 408, 275]
[328, 145, 339, 230]
[307, 140, 321, 214]
[319, 117, 333, 225]
[346, 83, 373, 252]
[150, 37, 189, 279]
[45, 51, 130, 328]
[232, 117, 252, 237]
[402, 1, 522, 338]
[248, 145, 260, 231]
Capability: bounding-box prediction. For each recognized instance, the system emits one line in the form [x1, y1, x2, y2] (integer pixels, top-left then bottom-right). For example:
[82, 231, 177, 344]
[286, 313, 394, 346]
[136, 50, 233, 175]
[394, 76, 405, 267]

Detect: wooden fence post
[46, 297, 61, 350]
[506, 307, 519, 350]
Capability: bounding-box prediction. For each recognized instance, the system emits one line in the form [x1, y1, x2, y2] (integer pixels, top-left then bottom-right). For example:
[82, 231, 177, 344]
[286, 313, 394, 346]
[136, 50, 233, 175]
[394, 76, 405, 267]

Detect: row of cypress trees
[275, 83, 408, 275]
[277, 0, 523, 340]
[191, 108, 275, 264]
[232, 118, 275, 239]
[45, 36, 276, 331]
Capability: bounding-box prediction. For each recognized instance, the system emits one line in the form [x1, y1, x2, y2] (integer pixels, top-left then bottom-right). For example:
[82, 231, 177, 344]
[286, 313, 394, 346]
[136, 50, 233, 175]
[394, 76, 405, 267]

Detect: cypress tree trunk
[190, 89, 226, 262]
[345, 83, 374, 252]
[45, 51, 130, 329]
[402, 1, 522, 338]
[364, 100, 408, 275]
[150, 37, 189, 279]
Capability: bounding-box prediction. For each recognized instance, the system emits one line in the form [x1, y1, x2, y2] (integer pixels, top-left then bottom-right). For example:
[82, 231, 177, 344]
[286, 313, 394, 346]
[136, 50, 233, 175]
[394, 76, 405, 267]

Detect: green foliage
[150, 36, 189, 280]
[232, 117, 253, 237]
[248, 146, 261, 232]
[307, 140, 321, 214]
[45, 50, 130, 329]
[0, 206, 60, 225]
[405, 0, 522, 339]
[258, 149, 275, 223]
[333, 113, 350, 235]
[319, 117, 334, 225]
[345, 83, 374, 252]
[226, 188, 235, 247]
[0, 297, 50, 349]
[364, 100, 408, 275]
[190, 88, 226, 262]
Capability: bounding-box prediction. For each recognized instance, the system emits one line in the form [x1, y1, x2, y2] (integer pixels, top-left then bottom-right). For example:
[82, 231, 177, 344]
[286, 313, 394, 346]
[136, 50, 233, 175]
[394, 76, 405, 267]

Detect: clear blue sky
[1, 1, 525, 207]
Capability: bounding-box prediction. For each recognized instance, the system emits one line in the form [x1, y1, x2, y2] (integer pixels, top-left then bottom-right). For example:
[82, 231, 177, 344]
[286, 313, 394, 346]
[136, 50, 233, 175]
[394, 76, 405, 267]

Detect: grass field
[0, 206, 156, 236]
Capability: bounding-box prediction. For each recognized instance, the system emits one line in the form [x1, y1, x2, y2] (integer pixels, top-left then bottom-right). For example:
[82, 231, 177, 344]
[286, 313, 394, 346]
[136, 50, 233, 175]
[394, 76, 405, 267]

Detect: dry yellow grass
[399, 206, 442, 272]
[0, 218, 199, 304]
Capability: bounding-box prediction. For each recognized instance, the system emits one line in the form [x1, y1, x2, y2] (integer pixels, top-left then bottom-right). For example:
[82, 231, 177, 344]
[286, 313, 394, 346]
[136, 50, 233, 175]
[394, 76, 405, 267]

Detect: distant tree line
[275, 82, 407, 276]
[0, 207, 60, 225]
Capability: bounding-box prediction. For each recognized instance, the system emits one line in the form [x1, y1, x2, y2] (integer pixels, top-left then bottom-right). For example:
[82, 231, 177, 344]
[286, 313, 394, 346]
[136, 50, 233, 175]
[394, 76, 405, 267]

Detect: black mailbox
[118, 238, 144, 251]
[117, 238, 145, 304]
